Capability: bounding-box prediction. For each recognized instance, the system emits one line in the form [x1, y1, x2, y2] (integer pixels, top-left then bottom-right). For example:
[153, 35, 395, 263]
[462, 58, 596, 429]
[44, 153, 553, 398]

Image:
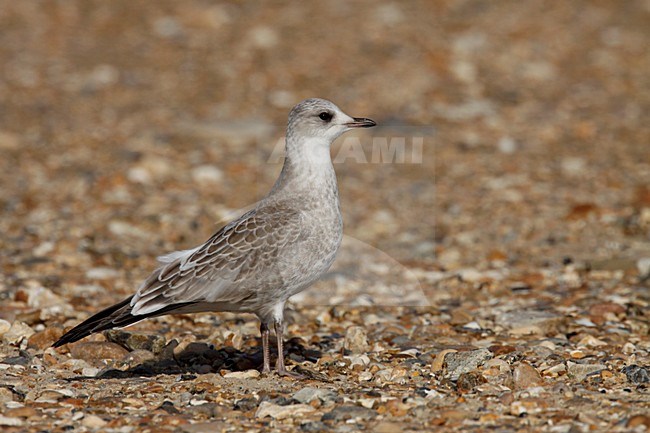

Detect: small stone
[358, 398, 375, 408]
[321, 405, 377, 422]
[567, 362, 607, 381]
[0, 387, 14, 403]
[69, 342, 130, 362]
[443, 348, 493, 381]
[463, 321, 482, 330]
[561, 157, 586, 176]
[82, 414, 107, 428]
[622, 365, 650, 384]
[574, 318, 597, 327]
[34, 390, 70, 403]
[588, 302, 625, 325]
[512, 363, 542, 389]
[570, 350, 586, 359]
[82, 367, 101, 377]
[457, 372, 486, 392]
[85, 267, 121, 280]
[510, 399, 542, 416]
[0, 319, 10, 337]
[222, 370, 260, 379]
[4, 406, 37, 418]
[292, 387, 337, 404]
[344, 326, 369, 354]
[576, 335, 607, 347]
[181, 422, 228, 433]
[23, 286, 65, 309]
[496, 310, 564, 336]
[255, 402, 314, 420]
[431, 349, 457, 372]
[498, 136, 517, 154]
[121, 349, 155, 368]
[248, 26, 278, 49]
[28, 327, 64, 350]
[627, 414, 650, 429]
[192, 165, 223, 185]
[2, 321, 35, 345]
[347, 354, 371, 368]
[358, 371, 373, 381]
[0, 416, 24, 427]
[637, 257, 650, 279]
[542, 364, 566, 379]
[622, 342, 636, 354]
[234, 398, 258, 412]
[0, 130, 20, 150]
[104, 330, 166, 354]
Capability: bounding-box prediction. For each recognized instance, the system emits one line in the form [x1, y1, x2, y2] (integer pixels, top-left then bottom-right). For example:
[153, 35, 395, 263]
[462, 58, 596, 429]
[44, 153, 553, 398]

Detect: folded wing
[130, 206, 304, 316]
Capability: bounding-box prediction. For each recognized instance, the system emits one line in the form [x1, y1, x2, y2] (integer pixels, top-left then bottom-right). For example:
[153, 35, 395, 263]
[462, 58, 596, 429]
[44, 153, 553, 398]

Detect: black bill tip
[346, 117, 377, 128]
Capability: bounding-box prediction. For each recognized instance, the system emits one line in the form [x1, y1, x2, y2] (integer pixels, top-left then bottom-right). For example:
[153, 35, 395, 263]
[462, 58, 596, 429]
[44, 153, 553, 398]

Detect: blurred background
[1, 1, 649, 310]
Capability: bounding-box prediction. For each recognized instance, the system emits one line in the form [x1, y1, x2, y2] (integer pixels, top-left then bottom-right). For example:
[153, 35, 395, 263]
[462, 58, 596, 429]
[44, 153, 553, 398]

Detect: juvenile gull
[53, 98, 376, 377]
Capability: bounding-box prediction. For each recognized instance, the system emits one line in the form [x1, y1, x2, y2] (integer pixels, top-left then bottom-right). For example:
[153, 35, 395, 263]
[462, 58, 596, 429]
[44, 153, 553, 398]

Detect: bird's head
[287, 98, 376, 144]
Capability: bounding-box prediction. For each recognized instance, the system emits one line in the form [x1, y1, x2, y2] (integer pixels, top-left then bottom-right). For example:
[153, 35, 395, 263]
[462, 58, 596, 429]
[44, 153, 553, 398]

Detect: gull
[53, 98, 376, 378]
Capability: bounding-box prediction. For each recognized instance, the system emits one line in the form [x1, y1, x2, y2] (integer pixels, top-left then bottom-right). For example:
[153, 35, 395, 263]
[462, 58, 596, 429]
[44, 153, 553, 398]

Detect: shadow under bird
[53, 98, 376, 378]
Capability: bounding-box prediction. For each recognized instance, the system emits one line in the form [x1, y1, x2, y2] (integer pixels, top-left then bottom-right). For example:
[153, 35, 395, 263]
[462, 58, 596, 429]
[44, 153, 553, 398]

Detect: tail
[53, 296, 200, 348]
[53, 296, 142, 347]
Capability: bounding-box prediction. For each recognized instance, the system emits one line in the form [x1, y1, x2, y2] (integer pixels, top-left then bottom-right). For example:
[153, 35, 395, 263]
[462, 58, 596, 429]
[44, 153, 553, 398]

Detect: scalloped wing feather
[130, 206, 303, 316]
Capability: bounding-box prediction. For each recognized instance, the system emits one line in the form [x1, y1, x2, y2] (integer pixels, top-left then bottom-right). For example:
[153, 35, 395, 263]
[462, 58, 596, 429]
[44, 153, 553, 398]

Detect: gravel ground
[1, 1, 649, 432]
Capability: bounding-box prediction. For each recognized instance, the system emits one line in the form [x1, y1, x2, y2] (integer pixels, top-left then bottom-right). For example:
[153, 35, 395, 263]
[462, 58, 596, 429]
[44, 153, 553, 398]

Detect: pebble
[637, 257, 650, 280]
[567, 362, 607, 381]
[347, 354, 371, 368]
[4, 406, 37, 418]
[443, 348, 493, 381]
[622, 365, 650, 384]
[0, 319, 10, 337]
[512, 363, 542, 389]
[255, 402, 314, 420]
[292, 387, 337, 404]
[105, 330, 166, 354]
[82, 367, 101, 377]
[431, 349, 457, 372]
[543, 363, 567, 377]
[69, 341, 130, 362]
[28, 327, 64, 350]
[576, 335, 607, 347]
[357, 371, 373, 381]
[181, 422, 229, 433]
[496, 310, 563, 336]
[574, 318, 597, 327]
[0, 416, 24, 427]
[82, 414, 108, 428]
[85, 267, 121, 280]
[510, 399, 543, 416]
[21, 286, 64, 310]
[622, 342, 636, 354]
[627, 414, 650, 429]
[344, 326, 369, 354]
[0, 387, 14, 403]
[192, 165, 224, 185]
[321, 405, 377, 422]
[222, 370, 260, 379]
[247, 26, 279, 49]
[2, 321, 35, 345]
[300, 421, 329, 432]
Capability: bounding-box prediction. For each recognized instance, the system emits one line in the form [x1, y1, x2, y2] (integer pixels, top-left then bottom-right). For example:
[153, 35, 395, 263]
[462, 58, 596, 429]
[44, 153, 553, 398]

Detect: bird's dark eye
[318, 112, 333, 122]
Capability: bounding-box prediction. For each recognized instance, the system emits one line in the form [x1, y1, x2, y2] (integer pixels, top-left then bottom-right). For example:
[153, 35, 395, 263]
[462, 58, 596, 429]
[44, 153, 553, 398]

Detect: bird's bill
[345, 117, 377, 128]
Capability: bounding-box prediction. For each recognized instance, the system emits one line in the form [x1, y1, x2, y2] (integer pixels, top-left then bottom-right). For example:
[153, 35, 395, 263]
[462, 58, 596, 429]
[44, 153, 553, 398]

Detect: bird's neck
[271, 136, 338, 196]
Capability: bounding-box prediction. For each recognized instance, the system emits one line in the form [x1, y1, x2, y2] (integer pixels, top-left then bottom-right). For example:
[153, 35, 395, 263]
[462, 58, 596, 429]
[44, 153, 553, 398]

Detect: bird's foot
[276, 367, 306, 380]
